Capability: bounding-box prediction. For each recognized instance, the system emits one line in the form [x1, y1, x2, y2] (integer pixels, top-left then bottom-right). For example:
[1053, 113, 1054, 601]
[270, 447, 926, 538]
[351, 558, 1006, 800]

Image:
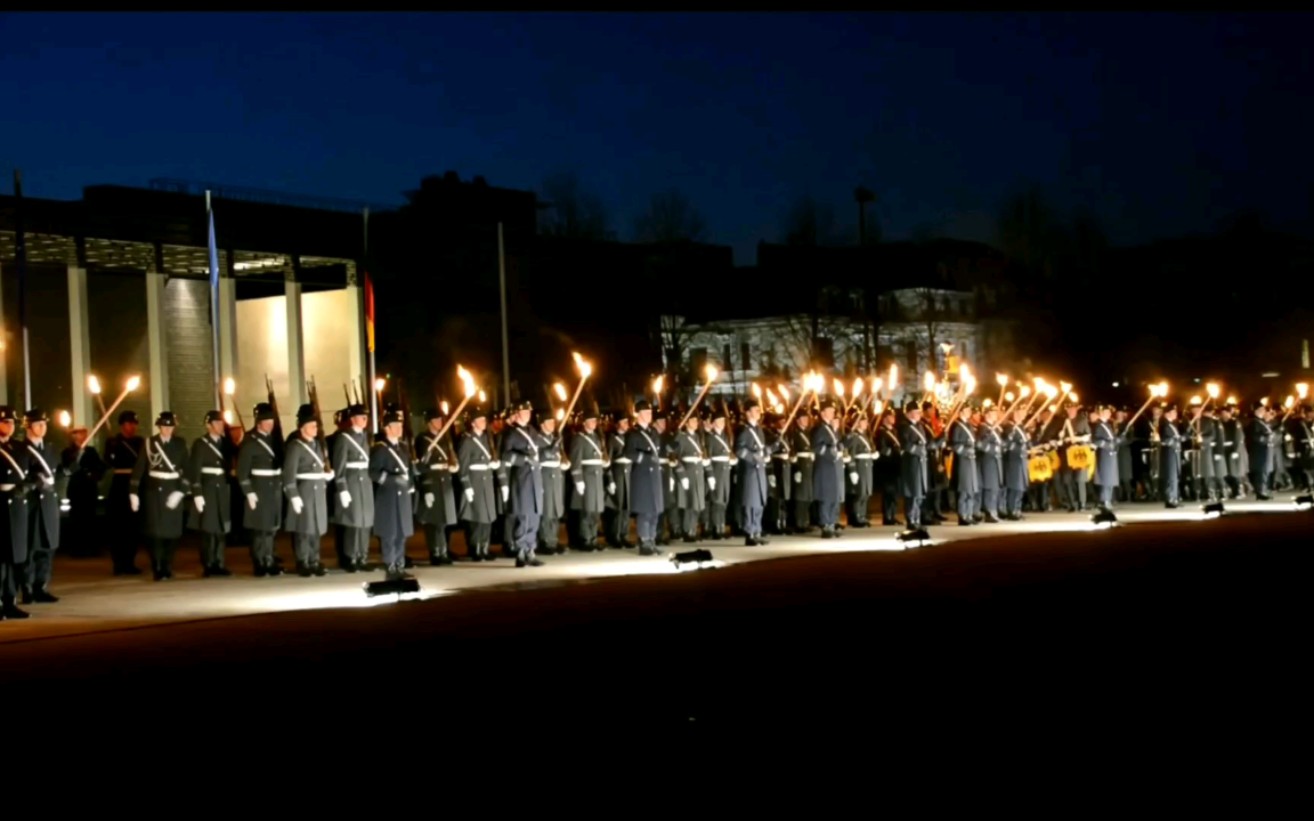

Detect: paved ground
[0, 497, 1303, 643]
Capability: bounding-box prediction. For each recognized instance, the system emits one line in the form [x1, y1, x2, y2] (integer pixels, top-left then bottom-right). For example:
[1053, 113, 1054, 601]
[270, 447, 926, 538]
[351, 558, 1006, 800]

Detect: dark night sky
[3, 11, 1311, 264]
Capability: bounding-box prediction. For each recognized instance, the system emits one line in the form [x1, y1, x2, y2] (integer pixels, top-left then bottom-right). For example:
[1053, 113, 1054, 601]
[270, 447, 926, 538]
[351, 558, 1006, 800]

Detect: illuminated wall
[235, 289, 358, 434]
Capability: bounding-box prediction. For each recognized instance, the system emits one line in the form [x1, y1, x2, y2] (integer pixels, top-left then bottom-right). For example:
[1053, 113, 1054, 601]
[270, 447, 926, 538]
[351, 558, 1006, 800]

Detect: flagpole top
[205, 189, 211, 211]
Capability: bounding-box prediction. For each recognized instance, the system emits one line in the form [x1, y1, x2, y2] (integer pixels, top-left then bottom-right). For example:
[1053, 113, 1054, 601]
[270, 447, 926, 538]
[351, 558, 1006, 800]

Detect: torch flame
[1019, 386, 1031, 398]
[553, 382, 568, 401]
[653, 375, 664, 395]
[1226, 395, 1237, 406]
[1045, 385, 1059, 399]
[1005, 391, 1015, 403]
[478, 390, 486, 403]
[870, 377, 882, 394]
[983, 398, 994, 408]
[1285, 395, 1295, 409]
[888, 364, 899, 389]
[833, 378, 845, 397]
[556, 408, 565, 421]
[457, 365, 476, 399]
[224, 377, 235, 396]
[1207, 382, 1220, 400]
[777, 383, 791, 402]
[58, 410, 71, 428]
[374, 378, 386, 393]
[223, 409, 233, 425]
[1189, 395, 1202, 406]
[851, 377, 863, 397]
[964, 375, 977, 395]
[1060, 381, 1073, 395]
[572, 352, 592, 379]
[923, 371, 936, 391]
[1297, 383, 1308, 400]
[751, 383, 762, 399]
[88, 375, 102, 395]
[996, 373, 1008, 387]
[704, 363, 718, 382]
[1068, 391, 1078, 402]
[440, 400, 449, 415]
[126, 375, 141, 392]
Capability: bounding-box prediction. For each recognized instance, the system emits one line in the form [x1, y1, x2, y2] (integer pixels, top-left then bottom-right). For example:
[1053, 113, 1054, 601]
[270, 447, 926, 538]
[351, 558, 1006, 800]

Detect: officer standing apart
[734, 398, 775, 546]
[21, 409, 64, 603]
[414, 408, 458, 565]
[624, 399, 665, 556]
[187, 410, 233, 577]
[370, 408, 417, 579]
[282, 404, 331, 576]
[129, 411, 191, 581]
[236, 402, 284, 576]
[0, 407, 34, 620]
[104, 410, 144, 575]
[331, 403, 375, 571]
[810, 399, 845, 538]
[502, 400, 545, 568]
[568, 405, 607, 551]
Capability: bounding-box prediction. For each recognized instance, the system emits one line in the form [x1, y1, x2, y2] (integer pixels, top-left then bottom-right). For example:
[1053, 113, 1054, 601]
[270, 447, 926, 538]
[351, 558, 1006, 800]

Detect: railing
[148, 178, 395, 215]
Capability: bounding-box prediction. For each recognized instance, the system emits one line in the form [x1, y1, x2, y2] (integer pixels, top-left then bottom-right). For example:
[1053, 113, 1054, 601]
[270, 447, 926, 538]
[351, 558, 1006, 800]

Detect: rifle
[265, 373, 285, 462]
[308, 376, 329, 460]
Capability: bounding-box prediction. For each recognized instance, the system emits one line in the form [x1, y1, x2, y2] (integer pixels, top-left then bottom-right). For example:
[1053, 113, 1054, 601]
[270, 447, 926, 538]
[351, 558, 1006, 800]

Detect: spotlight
[895, 528, 931, 548]
[671, 548, 718, 571]
[1202, 501, 1225, 517]
[1090, 507, 1118, 528]
[1295, 493, 1313, 509]
[364, 577, 421, 598]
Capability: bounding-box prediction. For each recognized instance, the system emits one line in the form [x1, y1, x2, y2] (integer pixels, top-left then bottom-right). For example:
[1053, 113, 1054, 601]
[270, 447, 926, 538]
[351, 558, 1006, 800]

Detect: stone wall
[163, 277, 216, 432]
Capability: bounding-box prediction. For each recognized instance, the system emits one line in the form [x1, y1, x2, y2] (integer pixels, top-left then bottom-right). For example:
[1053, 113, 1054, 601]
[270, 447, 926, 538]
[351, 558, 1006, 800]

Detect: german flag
[364, 270, 376, 352]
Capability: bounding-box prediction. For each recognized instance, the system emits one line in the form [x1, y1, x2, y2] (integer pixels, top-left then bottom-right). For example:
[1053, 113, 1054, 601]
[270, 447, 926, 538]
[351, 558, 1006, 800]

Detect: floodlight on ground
[1295, 494, 1313, 510]
[671, 548, 720, 571]
[895, 528, 931, 548]
[1090, 507, 1118, 528]
[364, 577, 421, 598]
[1202, 501, 1225, 517]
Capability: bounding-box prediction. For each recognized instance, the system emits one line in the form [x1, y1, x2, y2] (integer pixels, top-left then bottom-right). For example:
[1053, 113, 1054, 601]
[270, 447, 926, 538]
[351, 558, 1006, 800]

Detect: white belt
[854, 453, 875, 460]
[613, 458, 632, 464]
[795, 453, 814, 459]
[681, 456, 703, 463]
[113, 469, 132, 475]
[711, 455, 730, 462]
[0, 484, 14, 492]
[428, 464, 450, 471]
[295, 473, 327, 480]
[149, 471, 180, 480]
[467, 464, 490, 471]
[579, 459, 605, 466]
[200, 467, 225, 475]
[344, 461, 368, 469]
[774, 454, 791, 460]
[251, 469, 281, 477]
[541, 461, 561, 468]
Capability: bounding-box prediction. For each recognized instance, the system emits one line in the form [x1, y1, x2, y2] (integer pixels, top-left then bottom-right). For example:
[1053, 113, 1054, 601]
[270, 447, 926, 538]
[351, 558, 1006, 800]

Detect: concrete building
[0, 180, 369, 443]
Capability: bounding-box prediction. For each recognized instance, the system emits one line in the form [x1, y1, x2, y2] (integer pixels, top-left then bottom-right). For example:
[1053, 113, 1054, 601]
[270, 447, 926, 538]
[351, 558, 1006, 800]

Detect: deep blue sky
[3, 12, 1310, 264]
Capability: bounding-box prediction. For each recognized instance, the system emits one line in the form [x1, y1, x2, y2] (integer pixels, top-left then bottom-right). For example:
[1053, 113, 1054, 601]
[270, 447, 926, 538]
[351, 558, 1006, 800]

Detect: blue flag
[207, 197, 222, 406]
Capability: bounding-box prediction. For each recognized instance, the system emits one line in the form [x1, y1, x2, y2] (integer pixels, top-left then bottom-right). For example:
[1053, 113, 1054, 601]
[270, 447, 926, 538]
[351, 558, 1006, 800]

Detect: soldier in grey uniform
[604, 415, 632, 548]
[624, 399, 665, 555]
[331, 403, 375, 571]
[790, 412, 815, 532]
[187, 410, 233, 577]
[458, 405, 501, 561]
[1289, 404, 1314, 492]
[568, 406, 607, 551]
[1091, 404, 1123, 510]
[1190, 401, 1224, 502]
[1159, 404, 1184, 507]
[735, 398, 777, 545]
[60, 423, 105, 558]
[875, 409, 903, 525]
[536, 411, 567, 555]
[0, 406, 34, 619]
[842, 412, 875, 528]
[1217, 404, 1243, 499]
[325, 408, 351, 569]
[370, 408, 417, 579]
[237, 402, 283, 576]
[1051, 404, 1092, 512]
[1001, 406, 1031, 520]
[976, 406, 1004, 523]
[103, 410, 145, 575]
[948, 409, 981, 525]
[674, 410, 708, 542]
[810, 399, 846, 538]
[1114, 408, 1135, 502]
[501, 400, 546, 567]
[21, 409, 64, 603]
[899, 402, 932, 528]
[282, 404, 331, 576]
[129, 411, 191, 581]
[705, 407, 734, 539]
[414, 408, 458, 565]
[1245, 401, 1273, 500]
[765, 412, 792, 534]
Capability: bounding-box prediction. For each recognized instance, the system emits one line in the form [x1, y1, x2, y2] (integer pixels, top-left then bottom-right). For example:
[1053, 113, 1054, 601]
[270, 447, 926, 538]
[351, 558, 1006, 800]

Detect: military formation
[0, 375, 1311, 622]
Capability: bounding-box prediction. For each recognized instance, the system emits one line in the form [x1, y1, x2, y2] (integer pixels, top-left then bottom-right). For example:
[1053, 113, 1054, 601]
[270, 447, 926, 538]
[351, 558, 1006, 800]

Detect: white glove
[681, 477, 690, 490]
[43, 475, 55, 487]
[464, 487, 475, 502]
[793, 472, 801, 484]
[291, 496, 304, 514]
[575, 481, 585, 495]
[339, 490, 351, 508]
[424, 492, 435, 507]
[194, 495, 205, 513]
[608, 482, 617, 495]
[448, 464, 459, 473]
[247, 492, 259, 510]
[768, 475, 777, 488]
[849, 472, 859, 485]
[707, 476, 716, 491]
[129, 493, 140, 512]
[166, 491, 184, 510]
[501, 485, 509, 503]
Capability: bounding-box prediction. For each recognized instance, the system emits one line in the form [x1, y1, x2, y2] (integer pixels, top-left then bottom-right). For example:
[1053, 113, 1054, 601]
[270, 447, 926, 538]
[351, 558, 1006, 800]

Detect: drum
[1046, 450, 1061, 472]
[944, 452, 954, 479]
[1028, 454, 1052, 483]
[1066, 444, 1094, 471]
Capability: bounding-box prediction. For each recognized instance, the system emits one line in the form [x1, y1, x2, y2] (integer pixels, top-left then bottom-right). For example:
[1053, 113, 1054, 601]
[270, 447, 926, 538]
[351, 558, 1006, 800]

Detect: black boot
[1, 602, 30, 619]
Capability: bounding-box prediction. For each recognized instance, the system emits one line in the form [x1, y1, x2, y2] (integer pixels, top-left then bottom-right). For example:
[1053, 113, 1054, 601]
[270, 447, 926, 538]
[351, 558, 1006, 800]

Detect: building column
[217, 251, 239, 392]
[285, 276, 307, 409]
[0, 262, 7, 406]
[146, 272, 169, 421]
[344, 271, 366, 399]
[67, 264, 94, 429]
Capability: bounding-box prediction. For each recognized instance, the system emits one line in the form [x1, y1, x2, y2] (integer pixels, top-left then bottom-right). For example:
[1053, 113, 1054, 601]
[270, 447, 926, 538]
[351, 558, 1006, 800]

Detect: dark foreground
[2, 512, 1306, 754]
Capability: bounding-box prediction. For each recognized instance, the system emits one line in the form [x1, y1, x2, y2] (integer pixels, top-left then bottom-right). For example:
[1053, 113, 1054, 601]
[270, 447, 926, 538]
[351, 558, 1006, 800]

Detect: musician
[674, 411, 708, 542]
[875, 408, 903, 526]
[790, 412, 815, 532]
[1091, 405, 1123, 510]
[1001, 406, 1031, 520]
[187, 410, 233, 577]
[128, 411, 191, 581]
[843, 412, 875, 528]
[568, 405, 608, 550]
[734, 398, 777, 546]
[1245, 401, 1274, 500]
[1158, 404, 1184, 508]
[236, 402, 284, 576]
[536, 410, 568, 556]
[603, 415, 632, 549]
[766, 412, 792, 534]
[457, 405, 500, 562]
[948, 405, 981, 525]
[898, 402, 931, 529]
[810, 399, 845, 538]
[1051, 403, 1092, 512]
[282, 404, 331, 576]
[623, 399, 665, 556]
[976, 405, 1004, 523]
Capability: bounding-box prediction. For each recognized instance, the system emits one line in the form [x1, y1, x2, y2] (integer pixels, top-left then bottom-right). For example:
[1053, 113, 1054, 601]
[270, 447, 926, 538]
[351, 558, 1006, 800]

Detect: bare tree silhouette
[633, 189, 708, 244]
[538, 171, 612, 240]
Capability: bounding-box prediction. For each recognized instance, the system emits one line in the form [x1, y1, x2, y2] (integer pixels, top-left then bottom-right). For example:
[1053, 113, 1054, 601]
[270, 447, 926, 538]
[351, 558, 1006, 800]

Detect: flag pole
[207, 190, 222, 409]
[364, 207, 378, 434]
[498, 221, 510, 406]
[14, 169, 31, 410]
